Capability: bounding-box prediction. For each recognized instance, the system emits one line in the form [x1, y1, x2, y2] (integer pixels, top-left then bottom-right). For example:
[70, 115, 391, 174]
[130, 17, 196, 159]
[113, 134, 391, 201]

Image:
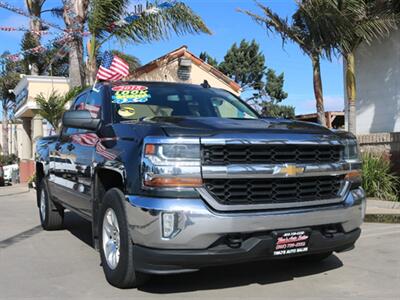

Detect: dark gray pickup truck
[36, 81, 365, 288]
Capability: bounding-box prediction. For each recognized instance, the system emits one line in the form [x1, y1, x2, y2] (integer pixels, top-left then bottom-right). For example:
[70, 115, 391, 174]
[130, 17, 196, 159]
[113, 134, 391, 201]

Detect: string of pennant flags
[0, 0, 177, 63]
[108, 1, 175, 31]
[0, 26, 52, 36]
[0, 0, 65, 32]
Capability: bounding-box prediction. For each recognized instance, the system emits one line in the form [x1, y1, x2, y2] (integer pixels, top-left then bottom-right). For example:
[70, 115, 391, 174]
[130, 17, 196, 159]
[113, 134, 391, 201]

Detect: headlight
[343, 138, 360, 162]
[142, 140, 202, 188]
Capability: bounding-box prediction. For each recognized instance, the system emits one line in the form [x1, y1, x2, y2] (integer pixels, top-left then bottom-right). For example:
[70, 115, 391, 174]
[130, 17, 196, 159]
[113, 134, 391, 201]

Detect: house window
[177, 58, 192, 81]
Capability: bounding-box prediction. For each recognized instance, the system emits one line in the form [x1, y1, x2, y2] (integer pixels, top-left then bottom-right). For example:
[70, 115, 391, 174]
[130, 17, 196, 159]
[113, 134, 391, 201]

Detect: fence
[357, 132, 400, 174]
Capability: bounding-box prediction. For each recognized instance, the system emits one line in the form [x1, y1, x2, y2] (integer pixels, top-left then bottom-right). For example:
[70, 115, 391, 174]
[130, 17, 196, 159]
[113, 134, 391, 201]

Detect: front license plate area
[273, 229, 311, 256]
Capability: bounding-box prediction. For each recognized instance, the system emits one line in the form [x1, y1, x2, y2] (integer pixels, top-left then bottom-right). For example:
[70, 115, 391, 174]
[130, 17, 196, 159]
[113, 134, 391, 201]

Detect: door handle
[67, 144, 75, 151]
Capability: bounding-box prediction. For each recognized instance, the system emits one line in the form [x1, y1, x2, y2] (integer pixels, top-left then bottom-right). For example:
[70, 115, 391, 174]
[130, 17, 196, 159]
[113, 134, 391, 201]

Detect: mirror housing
[62, 110, 100, 131]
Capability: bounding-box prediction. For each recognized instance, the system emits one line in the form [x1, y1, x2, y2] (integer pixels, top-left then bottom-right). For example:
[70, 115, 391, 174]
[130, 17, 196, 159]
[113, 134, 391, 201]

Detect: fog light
[361, 199, 367, 220]
[162, 212, 176, 238]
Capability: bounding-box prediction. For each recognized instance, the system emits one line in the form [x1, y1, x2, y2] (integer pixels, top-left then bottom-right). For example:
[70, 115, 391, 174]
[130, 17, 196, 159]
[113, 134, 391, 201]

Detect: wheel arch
[92, 166, 126, 250]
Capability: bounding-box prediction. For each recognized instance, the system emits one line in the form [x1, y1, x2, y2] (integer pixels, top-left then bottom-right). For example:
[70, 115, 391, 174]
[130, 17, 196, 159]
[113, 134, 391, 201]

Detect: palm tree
[329, 0, 398, 133]
[25, 0, 46, 75]
[86, 0, 211, 83]
[239, 1, 342, 126]
[35, 87, 85, 133]
[0, 54, 21, 156]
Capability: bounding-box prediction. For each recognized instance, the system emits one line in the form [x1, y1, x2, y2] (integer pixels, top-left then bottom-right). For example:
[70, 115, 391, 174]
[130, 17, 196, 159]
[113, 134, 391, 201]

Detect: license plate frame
[272, 228, 311, 256]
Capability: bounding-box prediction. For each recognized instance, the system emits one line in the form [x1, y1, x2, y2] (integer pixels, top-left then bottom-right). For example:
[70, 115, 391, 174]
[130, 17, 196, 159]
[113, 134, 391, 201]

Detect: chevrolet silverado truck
[35, 81, 365, 288]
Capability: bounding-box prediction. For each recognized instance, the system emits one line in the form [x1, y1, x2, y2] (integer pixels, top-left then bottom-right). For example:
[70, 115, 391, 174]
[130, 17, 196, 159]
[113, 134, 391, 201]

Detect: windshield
[111, 83, 259, 121]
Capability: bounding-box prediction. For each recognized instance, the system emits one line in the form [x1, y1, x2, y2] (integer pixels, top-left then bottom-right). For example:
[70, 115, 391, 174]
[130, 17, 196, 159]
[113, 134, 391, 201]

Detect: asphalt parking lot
[1, 185, 399, 299]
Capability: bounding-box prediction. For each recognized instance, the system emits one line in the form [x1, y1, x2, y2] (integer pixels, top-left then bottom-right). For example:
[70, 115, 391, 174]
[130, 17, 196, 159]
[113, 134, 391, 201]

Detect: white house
[347, 28, 400, 134]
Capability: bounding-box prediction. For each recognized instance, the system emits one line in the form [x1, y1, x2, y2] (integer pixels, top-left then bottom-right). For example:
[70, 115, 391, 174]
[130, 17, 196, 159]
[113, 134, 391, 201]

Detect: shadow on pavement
[63, 210, 344, 293]
[63, 211, 94, 248]
[140, 256, 343, 293]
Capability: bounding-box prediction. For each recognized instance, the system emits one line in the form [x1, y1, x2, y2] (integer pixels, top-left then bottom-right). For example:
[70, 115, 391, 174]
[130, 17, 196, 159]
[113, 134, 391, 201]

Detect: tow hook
[226, 235, 243, 248]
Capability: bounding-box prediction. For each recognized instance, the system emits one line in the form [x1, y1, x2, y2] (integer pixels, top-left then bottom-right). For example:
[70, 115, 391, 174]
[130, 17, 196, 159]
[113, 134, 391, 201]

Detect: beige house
[9, 75, 69, 182]
[129, 45, 241, 95]
[12, 75, 70, 160]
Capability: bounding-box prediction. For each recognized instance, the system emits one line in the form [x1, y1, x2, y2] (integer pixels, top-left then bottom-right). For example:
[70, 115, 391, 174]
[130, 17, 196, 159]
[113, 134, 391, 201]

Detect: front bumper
[125, 187, 365, 249]
[133, 228, 361, 274]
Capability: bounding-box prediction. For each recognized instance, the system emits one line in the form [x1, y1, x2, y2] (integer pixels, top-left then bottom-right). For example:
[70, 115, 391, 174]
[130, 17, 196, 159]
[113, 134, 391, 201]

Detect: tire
[293, 251, 333, 262]
[99, 188, 148, 289]
[38, 179, 64, 230]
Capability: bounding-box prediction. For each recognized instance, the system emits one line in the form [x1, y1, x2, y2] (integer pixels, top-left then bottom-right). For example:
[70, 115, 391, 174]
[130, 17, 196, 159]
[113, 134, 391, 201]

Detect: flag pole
[92, 78, 99, 92]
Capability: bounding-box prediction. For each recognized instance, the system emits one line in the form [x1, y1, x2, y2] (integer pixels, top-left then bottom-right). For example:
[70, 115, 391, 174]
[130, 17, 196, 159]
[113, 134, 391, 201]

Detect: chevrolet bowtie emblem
[274, 164, 305, 176]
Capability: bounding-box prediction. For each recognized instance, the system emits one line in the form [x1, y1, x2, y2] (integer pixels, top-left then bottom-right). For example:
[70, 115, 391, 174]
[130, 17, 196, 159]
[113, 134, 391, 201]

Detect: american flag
[96, 51, 129, 81]
[71, 133, 118, 160]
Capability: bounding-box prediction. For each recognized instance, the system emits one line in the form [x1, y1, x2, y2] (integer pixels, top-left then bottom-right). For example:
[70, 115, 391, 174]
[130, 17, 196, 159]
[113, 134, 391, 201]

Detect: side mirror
[62, 110, 100, 131]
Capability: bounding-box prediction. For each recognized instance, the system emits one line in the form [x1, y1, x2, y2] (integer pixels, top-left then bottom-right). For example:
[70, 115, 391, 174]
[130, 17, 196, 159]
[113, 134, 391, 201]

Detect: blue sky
[0, 0, 345, 115]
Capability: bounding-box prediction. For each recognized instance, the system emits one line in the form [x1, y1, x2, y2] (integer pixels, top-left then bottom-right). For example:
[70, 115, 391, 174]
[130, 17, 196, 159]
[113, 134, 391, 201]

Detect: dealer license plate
[273, 229, 311, 256]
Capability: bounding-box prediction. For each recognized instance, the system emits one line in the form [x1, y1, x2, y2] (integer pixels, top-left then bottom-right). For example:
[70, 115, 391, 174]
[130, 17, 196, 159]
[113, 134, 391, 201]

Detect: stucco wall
[135, 59, 240, 95]
[353, 29, 400, 134]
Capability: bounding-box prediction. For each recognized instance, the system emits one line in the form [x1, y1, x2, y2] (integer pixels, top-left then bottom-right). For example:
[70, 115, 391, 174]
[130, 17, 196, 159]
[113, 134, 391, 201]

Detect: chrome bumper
[125, 187, 366, 249]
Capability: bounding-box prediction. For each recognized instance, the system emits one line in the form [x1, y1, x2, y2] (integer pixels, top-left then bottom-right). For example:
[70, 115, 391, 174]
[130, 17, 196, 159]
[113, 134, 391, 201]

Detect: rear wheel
[38, 179, 64, 230]
[99, 188, 148, 288]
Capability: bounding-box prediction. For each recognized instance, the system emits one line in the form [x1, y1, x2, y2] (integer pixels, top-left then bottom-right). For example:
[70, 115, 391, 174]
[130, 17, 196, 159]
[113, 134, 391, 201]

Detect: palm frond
[89, 0, 129, 39]
[99, 2, 211, 47]
[238, 2, 305, 50]
[333, 0, 399, 53]
[35, 87, 85, 132]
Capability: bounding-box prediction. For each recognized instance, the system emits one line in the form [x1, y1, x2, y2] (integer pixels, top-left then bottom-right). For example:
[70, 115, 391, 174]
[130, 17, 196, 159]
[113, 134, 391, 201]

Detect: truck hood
[142, 116, 334, 137]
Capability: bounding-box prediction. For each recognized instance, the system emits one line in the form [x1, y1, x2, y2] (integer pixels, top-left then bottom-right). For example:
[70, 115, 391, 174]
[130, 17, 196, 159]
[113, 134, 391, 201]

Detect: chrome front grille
[199, 139, 348, 211]
[202, 144, 342, 165]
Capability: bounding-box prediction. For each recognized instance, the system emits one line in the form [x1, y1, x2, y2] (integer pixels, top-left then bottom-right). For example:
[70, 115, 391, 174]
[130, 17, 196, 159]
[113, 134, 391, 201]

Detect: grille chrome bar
[202, 162, 351, 179]
[197, 181, 350, 212]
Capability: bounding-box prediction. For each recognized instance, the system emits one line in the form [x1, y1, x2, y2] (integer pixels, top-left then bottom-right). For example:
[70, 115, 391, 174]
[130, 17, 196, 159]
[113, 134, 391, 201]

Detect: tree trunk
[63, 0, 89, 88]
[2, 102, 9, 156]
[87, 35, 98, 85]
[311, 54, 327, 127]
[345, 52, 357, 134]
[25, 0, 43, 75]
[68, 37, 85, 87]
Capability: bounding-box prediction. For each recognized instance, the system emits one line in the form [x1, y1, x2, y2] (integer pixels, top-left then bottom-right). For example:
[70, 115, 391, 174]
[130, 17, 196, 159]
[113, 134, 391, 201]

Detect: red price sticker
[112, 85, 147, 91]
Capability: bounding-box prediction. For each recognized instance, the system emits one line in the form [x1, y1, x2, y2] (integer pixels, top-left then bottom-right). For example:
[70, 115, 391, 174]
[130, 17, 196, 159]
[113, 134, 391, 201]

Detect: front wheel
[99, 188, 148, 288]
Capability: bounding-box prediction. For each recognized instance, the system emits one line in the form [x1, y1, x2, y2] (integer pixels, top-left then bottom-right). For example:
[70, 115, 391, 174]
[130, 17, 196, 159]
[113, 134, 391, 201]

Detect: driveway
[0, 185, 399, 299]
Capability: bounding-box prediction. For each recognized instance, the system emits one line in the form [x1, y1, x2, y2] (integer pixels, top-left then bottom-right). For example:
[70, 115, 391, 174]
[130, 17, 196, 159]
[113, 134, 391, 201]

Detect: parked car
[35, 81, 366, 288]
[3, 164, 19, 185]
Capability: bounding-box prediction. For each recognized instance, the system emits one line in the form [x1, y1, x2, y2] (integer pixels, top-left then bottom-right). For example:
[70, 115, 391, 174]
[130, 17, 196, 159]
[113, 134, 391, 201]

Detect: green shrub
[361, 152, 400, 201]
[0, 154, 19, 165]
[261, 102, 295, 119]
